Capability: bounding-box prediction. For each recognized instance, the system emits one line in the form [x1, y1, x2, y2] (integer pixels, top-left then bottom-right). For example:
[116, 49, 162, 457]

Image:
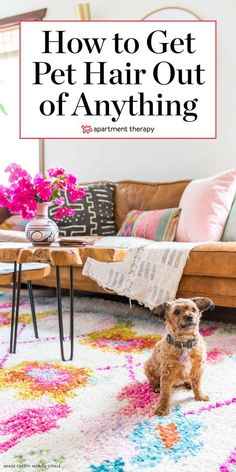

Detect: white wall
[1, 0, 236, 182]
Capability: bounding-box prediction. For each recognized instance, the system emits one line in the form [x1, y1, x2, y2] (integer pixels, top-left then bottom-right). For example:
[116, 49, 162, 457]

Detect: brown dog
[144, 297, 214, 416]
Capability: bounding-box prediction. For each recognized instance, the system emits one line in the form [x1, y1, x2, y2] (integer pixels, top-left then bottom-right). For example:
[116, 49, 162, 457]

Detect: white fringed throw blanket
[83, 237, 199, 310]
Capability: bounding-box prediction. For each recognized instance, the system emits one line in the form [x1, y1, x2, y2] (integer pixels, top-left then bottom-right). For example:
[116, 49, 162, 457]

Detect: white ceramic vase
[25, 202, 59, 246]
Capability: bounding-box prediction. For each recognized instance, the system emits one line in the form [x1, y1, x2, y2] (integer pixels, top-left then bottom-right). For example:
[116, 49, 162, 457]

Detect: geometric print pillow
[118, 207, 181, 241]
[49, 183, 117, 237]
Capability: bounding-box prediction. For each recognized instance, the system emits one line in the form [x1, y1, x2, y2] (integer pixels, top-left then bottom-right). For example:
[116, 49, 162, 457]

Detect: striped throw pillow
[118, 208, 181, 241]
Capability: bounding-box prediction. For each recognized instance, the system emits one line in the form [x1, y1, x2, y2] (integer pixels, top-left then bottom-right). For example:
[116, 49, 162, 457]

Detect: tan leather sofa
[1, 180, 236, 308]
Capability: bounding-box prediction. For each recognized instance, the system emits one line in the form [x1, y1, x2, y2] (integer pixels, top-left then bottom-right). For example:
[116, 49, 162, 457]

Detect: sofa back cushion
[114, 180, 189, 229]
[176, 169, 236, 242]
[49, 182, 116, 237]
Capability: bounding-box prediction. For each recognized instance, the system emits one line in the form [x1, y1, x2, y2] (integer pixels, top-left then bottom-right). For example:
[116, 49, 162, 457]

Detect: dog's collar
[166, 333, 198, 349]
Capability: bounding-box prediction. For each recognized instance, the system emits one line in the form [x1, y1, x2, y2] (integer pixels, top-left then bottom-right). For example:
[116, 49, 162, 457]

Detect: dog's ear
[152, 302, 170, 321]
[191, 297, 214, 313]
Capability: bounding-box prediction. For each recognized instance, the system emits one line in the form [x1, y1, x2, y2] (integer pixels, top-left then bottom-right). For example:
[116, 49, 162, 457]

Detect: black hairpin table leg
[69, 266, 74, 360]
[12, 263, 22, 354]
[9, 262, 17, 353]
[56, 266, 74, 361]
[56, 266, 64, 342]
[27, 280, 39, 339]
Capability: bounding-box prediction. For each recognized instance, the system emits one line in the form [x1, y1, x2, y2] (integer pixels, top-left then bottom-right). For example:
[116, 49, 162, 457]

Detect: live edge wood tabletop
[0, 242, 127, 266]
[0, 242, 126, 362]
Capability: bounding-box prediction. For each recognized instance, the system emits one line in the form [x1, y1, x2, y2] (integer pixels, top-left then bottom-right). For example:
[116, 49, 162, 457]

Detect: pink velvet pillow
[176, 169, 236, 242]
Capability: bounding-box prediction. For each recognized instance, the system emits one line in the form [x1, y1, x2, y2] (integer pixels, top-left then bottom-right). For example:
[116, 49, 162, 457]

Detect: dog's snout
[184, 314, 194, 322]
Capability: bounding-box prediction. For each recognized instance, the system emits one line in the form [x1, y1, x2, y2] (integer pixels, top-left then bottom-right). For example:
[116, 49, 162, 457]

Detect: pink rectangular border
[19, 19, 217, 140]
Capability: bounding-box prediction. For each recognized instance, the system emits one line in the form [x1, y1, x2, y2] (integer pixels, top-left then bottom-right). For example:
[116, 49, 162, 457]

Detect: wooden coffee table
[0, 243, 126, 361]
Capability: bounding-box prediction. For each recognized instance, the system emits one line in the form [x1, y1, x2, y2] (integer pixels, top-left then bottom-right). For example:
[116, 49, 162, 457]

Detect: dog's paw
[155, 405, 169, 416]
[195, 394, 209, 402]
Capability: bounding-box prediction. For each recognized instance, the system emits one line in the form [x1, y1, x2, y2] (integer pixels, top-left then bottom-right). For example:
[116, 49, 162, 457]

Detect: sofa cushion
[176, 169, 236, 242]
[114, 180, 189, 229]
[49, 182, 116, 237]
[222, 195, 236, 241]
[118, 208, 181, 241]
[184, 242, 236, 277]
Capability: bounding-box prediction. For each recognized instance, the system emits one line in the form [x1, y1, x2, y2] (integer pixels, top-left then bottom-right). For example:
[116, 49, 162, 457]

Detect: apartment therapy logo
[20, 21, 216, 138]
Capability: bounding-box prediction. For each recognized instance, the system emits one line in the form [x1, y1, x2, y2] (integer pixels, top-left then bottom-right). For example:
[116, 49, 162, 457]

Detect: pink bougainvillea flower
[48, 167, 65, 178]
[5, 163, 31, 183]
[0, 185, 9, 207]
[53, 179, 66, 189]
[78, 188, 87, 198]
[66, 173, 77, 185]
[21, 209, 36, 220]
[33, 174, 52, 202]
[54, 197, 65, 206]
[68, 188, 86, 202]
[33, 173, 44, 184]
[0, 163, 85, 220]
[53, 208, 63, 220]
[54, 207, 75, 220]
[36, 185, 52, 202]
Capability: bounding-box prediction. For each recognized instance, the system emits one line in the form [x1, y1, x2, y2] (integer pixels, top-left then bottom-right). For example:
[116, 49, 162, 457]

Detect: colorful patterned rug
[0, 293, 235, 472]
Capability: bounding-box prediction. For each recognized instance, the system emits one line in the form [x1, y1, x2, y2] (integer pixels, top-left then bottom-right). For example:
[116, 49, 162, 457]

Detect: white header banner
[20, 20, 216, 139]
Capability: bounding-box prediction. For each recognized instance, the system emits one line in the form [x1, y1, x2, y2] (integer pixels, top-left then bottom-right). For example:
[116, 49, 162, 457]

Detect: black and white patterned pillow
[49, 183, 117, 236]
